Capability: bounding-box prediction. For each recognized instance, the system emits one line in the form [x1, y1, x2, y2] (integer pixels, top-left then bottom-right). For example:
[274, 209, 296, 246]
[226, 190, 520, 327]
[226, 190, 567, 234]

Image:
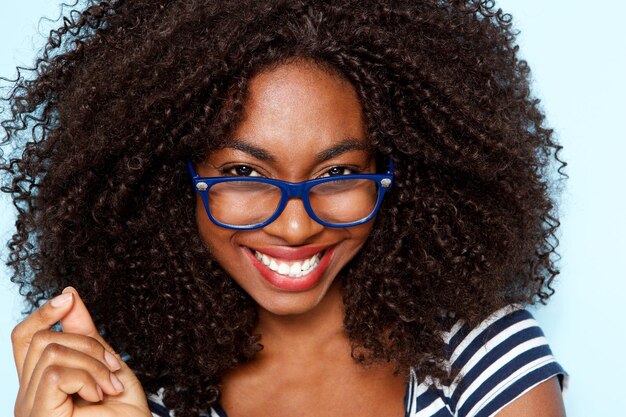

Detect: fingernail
[96, 384, 104, 401]
[62, 286, 76, 294]
[110, 372, 124, 392]
[104, 350, 121, 371]
[50, 292, 73, 308]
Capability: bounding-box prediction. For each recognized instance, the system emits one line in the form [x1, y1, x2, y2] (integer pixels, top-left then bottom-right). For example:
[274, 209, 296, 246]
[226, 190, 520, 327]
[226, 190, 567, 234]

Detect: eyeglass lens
[207, 178, 379, 227]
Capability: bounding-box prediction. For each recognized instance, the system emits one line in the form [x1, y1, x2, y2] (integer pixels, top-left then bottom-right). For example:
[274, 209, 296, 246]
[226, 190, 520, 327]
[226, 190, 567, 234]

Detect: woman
[2, 1, 567, 416]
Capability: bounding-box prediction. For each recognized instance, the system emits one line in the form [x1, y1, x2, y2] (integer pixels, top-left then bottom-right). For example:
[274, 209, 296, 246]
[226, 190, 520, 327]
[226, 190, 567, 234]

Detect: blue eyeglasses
[186, 159, 394, 230]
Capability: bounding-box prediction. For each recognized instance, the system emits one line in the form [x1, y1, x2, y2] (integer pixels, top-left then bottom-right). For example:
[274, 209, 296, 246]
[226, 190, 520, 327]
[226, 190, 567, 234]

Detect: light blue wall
[495, 1, 626, 415]
[1, 1, 69, 412]
[1, 1, 624, 416]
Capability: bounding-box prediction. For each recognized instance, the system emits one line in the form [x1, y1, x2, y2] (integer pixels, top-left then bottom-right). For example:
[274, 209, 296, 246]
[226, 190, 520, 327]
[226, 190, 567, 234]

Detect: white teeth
[278, 262, 290, 275]
[289, 262, 302, 276]
[269, 259, 279, 271]
[253, 250, 323, 278]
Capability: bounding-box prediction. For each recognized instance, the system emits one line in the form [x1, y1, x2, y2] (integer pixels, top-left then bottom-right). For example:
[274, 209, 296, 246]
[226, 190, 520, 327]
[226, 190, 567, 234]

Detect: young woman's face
[194, 61, 376, 316]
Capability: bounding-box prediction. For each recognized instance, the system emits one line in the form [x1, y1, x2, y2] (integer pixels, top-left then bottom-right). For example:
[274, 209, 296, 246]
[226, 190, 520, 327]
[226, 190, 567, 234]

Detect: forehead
[228, 61, 368, 154]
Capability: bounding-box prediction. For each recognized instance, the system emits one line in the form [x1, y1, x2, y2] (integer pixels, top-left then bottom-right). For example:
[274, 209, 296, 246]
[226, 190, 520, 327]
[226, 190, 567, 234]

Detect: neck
[254, 280, 348, 359]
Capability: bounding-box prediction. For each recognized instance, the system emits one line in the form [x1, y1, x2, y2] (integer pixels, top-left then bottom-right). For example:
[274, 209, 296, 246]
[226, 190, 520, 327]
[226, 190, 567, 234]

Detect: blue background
[1, 1, 625, 415]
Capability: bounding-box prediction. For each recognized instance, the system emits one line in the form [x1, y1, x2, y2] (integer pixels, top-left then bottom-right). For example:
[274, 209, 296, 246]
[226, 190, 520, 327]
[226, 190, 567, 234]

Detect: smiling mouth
[243, 245, 336, 292]
[251, 249, 325, 278]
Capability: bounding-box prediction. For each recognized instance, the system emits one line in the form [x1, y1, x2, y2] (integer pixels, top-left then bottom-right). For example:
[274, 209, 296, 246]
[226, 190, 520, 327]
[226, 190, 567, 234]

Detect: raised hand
[11, 287, 152, 417]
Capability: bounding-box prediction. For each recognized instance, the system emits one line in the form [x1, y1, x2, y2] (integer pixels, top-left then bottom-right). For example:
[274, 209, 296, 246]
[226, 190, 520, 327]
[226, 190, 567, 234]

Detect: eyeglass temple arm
[187, 161, 199, 179]
[387, 159, 394, 176]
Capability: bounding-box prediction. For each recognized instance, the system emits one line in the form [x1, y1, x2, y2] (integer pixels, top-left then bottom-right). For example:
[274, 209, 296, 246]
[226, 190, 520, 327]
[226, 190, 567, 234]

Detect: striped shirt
[148, 305, 567, 417]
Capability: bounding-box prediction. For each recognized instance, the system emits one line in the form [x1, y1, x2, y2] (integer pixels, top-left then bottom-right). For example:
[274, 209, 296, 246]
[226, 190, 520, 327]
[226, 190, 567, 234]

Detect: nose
[262, 197, 325, 244]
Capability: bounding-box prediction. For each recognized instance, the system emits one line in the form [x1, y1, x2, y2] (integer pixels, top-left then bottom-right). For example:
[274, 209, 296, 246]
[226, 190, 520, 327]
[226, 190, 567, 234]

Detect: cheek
[195, 198, 231, 255]
[354, 221, 375, 241]
[343, 222, 375, 256]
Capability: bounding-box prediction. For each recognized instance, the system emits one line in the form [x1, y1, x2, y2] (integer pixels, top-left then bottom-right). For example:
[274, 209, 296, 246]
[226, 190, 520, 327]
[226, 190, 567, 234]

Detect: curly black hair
[1, 0, 566, 416]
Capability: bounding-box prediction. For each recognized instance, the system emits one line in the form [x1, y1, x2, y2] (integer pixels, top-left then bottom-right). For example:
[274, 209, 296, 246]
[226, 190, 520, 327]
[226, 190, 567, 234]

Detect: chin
[260, 300, 322, 316]
[251, 277, 337, 317]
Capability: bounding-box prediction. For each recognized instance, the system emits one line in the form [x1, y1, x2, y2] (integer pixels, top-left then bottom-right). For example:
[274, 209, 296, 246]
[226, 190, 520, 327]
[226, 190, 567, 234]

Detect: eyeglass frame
[186, 159, 394, 230]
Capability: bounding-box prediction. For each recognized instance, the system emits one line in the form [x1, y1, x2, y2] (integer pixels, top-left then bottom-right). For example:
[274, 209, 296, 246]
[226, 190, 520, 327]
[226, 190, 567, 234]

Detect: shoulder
[407, 305, 568, 417]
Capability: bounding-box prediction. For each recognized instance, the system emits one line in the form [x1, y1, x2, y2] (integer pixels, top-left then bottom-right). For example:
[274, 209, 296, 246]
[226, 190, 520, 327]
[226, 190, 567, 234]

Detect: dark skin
[497, 378, 566, 417]
[197, 61, 566, 417]
[10, 60, 565, 417]
[219, 281, 408, 417]
[196, 60, 407, 416]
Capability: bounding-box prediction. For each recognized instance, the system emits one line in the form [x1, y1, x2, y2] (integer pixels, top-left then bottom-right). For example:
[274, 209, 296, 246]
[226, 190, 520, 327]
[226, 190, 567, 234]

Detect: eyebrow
[220, 138, 277, 162]
[314, 138, 371, 162]
[222, 137, 370, 162]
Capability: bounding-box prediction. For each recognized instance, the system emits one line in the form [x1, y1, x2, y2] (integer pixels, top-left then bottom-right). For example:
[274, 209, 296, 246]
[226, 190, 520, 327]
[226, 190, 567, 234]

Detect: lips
[249, 244, 334, 260]
[243, 245, 336, 291]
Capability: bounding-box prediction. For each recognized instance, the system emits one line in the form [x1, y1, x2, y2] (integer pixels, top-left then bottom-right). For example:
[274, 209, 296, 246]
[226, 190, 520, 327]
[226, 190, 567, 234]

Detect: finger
[21, 330, 121, 390]
[27, 366, 103, 417]
[59, 287, 102, 341]
[59, 288, 117, 356]
[11, 291, 75, 382]
[58, 287, 138, 391]
[22, 343, 124, 411]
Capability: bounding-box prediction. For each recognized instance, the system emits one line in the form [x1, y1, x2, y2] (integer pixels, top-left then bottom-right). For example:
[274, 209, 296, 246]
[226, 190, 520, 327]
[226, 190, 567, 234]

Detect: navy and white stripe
[148, 388, 224, 417]
[149, 305, 567, 417]
[406, 305, 567, 417]
[148, 388, 174, 417]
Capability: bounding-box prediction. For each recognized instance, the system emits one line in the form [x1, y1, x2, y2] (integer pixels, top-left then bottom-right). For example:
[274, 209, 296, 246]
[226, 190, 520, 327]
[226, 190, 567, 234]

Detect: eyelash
[220, 165, 262, 177]
[319, 166, 360, 177]
[219, 165, 361, 178]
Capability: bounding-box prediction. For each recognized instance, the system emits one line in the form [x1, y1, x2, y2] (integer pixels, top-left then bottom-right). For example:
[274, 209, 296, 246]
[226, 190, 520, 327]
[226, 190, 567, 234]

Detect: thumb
[59, 287, 110, 348]
[59, 287, 148, 406]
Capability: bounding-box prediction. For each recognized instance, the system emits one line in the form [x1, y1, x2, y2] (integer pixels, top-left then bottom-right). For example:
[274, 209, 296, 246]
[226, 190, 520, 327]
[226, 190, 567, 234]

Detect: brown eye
[321, 166, 355, 178]
[220, 165, 261, 177]
[235, 166, 252, 176]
